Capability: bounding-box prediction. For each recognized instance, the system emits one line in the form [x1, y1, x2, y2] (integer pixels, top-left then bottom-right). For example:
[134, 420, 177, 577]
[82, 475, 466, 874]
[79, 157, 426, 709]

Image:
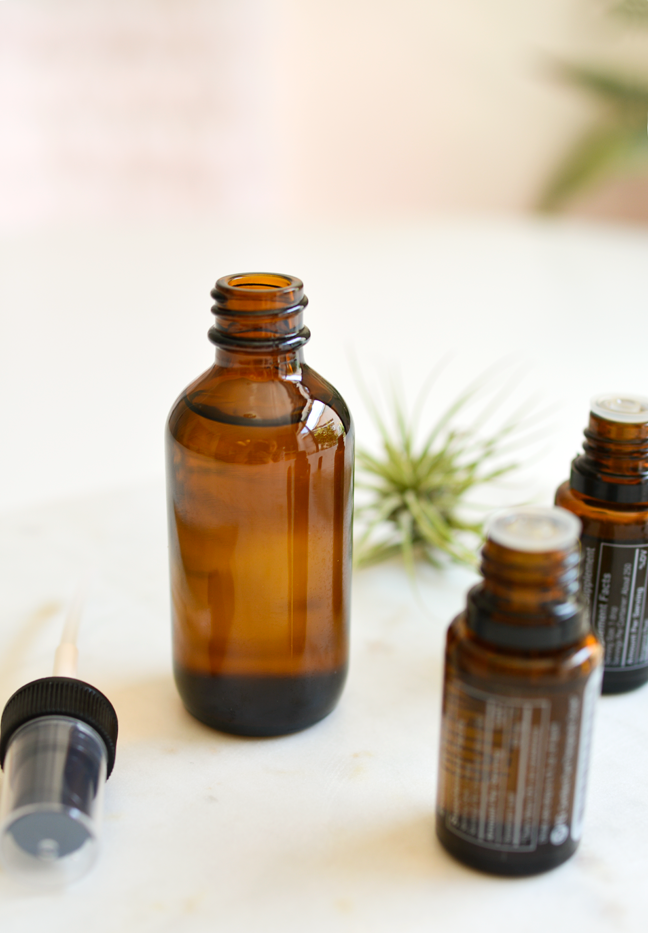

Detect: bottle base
[435, 813, 577, 876]
[174, 665, 348, 737]
[602, 666, 648, 694]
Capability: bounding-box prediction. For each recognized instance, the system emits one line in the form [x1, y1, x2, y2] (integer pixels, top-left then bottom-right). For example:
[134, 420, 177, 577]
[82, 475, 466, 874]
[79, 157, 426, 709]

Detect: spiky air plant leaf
[354, 375, 540, 575]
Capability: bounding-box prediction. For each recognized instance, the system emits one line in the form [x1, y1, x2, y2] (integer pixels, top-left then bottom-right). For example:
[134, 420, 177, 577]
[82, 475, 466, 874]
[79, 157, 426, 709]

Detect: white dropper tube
[52, 585, 84, 678]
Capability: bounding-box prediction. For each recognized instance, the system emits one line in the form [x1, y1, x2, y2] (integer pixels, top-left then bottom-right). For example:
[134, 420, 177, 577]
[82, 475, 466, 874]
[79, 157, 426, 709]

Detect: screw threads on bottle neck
[208, 272, 311, 353]
[571, 409, 648, 504]
[466, 507, 587, 650]
[480, 539, 580, 609]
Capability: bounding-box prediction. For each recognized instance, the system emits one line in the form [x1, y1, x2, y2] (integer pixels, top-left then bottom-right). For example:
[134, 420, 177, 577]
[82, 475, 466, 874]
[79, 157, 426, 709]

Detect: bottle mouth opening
[228, 273, 294, 290]
[590, 393, 648, 424]
[216, 272, 303, 298]
[211, 272, 306, 320]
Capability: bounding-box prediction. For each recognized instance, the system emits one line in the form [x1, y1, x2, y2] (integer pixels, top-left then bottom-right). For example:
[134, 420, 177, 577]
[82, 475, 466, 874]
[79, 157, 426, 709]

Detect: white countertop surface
[1, 218, 647, 931]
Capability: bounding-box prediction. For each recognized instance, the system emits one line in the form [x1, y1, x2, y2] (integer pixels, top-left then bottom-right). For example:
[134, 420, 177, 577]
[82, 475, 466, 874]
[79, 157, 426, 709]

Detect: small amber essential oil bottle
[166, 273, 354, 736]
[436, 507, 603, 876]
[556, 394, 648, 694]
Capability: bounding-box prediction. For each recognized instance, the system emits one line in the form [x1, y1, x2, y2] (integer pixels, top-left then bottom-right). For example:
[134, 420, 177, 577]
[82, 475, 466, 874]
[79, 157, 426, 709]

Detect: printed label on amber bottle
[581, 535, 648, 670]
[437, 670, 601, 853]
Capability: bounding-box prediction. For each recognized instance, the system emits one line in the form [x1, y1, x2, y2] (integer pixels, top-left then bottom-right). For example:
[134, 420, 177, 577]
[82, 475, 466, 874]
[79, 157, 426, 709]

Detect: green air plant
[539, 4, 648, 211]
[354, 377, 538, 574]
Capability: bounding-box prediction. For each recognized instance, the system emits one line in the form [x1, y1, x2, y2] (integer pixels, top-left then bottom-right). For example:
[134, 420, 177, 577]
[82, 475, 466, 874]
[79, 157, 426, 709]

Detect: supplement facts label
[581, 535, 648, 670]
[438, 676, 598, 853]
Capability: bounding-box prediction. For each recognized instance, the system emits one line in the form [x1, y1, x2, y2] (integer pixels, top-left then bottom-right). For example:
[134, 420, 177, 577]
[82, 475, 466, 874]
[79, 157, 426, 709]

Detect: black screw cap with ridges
[0, 677, 118, 777]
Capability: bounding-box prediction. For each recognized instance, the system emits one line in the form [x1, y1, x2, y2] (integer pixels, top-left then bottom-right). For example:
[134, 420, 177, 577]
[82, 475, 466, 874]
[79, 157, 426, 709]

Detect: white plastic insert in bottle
[589, 393, 648, 424]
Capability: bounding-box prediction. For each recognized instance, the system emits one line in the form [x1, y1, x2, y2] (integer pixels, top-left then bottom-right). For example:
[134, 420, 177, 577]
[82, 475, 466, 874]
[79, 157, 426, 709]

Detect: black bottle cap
[0, 677, 118, 777]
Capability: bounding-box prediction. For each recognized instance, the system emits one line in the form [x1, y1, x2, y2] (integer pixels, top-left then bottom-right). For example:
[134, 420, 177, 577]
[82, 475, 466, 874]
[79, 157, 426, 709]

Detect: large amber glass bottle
[436, 507, 603, 876]
[556, 394, 648, 694]
[166, 273, 354, 736]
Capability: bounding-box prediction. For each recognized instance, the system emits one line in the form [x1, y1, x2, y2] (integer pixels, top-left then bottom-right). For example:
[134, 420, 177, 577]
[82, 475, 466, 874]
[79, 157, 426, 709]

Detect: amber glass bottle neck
[467, 538, 587, 650]
[571, 412, 648, 504]
[214, 346, 304, 377]
[208, 272, 311, 356]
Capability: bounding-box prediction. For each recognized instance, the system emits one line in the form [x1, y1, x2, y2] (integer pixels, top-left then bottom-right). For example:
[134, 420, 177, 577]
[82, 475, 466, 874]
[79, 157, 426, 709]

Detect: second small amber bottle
[436, 507, 602, 875]
[556, 394, 648, 693]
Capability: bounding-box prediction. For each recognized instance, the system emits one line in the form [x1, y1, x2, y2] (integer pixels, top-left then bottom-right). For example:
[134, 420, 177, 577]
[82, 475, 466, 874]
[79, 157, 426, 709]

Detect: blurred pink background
[1, 0, 647, 513]
[2, 0, 646, 232]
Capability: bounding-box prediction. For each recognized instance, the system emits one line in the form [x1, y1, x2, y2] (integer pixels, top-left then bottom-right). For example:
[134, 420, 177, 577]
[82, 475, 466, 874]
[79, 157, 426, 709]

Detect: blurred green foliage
[540, 3, 648, 211]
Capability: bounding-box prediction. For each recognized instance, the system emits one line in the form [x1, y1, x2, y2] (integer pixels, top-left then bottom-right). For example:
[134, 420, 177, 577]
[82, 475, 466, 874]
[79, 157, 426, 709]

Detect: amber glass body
[166, 273, 354, 736]
[556, 411, 648, 693]
[436, 537, 602, 876]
